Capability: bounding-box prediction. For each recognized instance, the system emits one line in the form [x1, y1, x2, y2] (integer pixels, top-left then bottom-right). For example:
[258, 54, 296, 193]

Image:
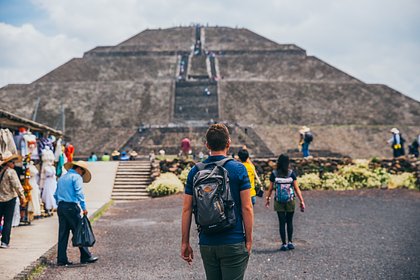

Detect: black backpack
[304, 132, 313, 143]
[192, 158, 236, 235]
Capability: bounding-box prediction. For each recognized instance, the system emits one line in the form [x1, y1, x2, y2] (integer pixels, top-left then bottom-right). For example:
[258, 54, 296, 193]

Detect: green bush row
[150, 160, 417, 197]
[298, 161, 417, 191]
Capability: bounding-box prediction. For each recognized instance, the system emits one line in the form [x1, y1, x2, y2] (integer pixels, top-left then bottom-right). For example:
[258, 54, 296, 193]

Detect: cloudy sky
[1, 0, 419, 101]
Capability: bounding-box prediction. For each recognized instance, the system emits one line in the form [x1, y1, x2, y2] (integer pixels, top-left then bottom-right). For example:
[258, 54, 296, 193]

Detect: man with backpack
[181, 124, 253, 280]
[299, 126, 313, 158]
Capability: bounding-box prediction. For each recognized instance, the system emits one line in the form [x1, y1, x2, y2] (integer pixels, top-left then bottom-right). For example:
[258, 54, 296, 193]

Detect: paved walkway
[0, 162, 119, 280]
[35, 189, 420, 280]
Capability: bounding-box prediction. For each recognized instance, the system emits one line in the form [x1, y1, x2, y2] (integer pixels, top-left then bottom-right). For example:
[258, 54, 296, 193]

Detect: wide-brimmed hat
[0, 151, 22, 166]
[299, 126, 310, 133]
[111, 150, 120, 156]
[129, 150, 138, 157]
[64, 160, 92, 183]
[390, 128, 400, 134]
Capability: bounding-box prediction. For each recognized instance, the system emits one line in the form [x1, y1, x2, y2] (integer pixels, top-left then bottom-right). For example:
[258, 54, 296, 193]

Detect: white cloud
[0, 22, 87, 84]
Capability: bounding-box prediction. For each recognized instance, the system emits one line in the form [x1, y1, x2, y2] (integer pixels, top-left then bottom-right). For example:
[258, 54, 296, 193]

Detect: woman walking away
[265, 154, 305, 251]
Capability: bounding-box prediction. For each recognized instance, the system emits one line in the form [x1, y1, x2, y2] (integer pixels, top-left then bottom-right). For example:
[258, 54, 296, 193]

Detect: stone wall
[158, 157, 420, 188]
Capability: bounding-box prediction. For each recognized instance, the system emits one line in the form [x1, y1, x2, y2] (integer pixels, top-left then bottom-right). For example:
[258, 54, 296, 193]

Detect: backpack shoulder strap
[214, 157, 233, 167]
[287, 170, 293, 177]
[195, 162, 207, 171]
[195, 157, 233, 171]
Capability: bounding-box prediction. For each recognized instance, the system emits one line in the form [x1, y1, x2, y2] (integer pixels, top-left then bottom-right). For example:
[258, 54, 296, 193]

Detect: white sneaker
[0, 242, 9, 248]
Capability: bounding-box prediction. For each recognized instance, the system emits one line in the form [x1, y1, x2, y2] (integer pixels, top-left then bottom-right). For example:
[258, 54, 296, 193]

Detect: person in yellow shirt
[238, 148, 258, 205]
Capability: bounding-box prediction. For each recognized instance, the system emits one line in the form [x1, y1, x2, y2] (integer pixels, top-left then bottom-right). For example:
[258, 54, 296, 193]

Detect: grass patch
[26, 263, 47, 280]
[90, 200, 114, 224]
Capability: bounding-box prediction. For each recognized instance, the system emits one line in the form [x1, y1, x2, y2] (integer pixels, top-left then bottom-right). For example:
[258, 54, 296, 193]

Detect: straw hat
[129, 150, 138, 157]
[64, 160, 92, 183]
[111, 150, 120, 156]
[0, 151, 22, 166]
[390, 128, 400, 134]
[299, 126, 310, 134]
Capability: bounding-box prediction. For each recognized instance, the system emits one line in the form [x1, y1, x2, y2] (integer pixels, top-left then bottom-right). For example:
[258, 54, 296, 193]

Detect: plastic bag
[72, 215, 96, 247]
[255, 182, 264, 198]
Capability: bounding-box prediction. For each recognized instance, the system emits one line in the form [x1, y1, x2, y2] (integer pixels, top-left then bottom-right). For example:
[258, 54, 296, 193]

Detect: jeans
[0, 197, 17, 245]
[57, 202, 91, 263]
[251, 196, 256, 205]
[200, 242, 249, 280]
[302, 142, 310, 157]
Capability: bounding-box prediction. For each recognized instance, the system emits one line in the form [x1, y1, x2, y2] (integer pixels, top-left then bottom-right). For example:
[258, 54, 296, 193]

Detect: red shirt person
[181, 138, 191, 158]
[65, 143, 75, 162]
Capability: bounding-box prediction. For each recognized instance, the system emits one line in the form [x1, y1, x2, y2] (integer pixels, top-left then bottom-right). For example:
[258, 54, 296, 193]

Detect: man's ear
[226, 138, 231, 149]
[205, 142, 211, 150]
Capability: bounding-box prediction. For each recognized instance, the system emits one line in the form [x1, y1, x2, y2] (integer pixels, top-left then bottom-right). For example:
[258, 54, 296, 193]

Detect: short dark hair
[205, 124, 230, 151]
[237, 148, 249, 162]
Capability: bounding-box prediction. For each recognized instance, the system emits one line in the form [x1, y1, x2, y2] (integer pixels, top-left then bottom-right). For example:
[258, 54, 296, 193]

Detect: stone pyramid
[0, 26, 419, 158]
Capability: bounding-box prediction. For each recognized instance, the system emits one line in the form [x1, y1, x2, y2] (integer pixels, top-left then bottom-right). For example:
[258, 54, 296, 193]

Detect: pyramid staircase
[111, 159, 151, 200]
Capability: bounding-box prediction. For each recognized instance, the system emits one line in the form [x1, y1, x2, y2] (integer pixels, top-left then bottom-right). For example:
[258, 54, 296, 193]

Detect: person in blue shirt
[88, 152, 97, 162]
[54, 160, 98, 266]
[181, 124, 253, 280]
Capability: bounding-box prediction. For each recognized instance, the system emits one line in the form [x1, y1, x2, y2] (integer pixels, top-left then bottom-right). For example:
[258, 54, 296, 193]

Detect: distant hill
[1, 26, 418, 158]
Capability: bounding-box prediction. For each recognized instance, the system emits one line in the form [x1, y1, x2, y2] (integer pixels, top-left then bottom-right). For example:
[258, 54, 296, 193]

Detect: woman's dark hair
[276, 154, 290, 177]
[237, 148, 249, 162]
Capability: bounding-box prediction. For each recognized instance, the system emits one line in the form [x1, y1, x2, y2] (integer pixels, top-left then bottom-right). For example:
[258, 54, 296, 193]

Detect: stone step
[115, 177, 150, 180]
[114, 178, 151, 184]
[111, 196, 150, 200]
[114, 185, 150, 188]
[117, 166, 151, 169]
[112, 186, 147, 191]
[113, 185, 147, 189]
[116, 172, 150, 175]
[117, 168, 150, 171]
[112, 189, 147, 193]
[118, 164, 151, 167]
[112, 193, 149, 198]
[118, 165, 150, 167]
[115, 178, 150, 182]
[116, 172, 151, 175]
[119, 161, 150, 167]
[117, 167, 150, 170]
[115, 174, 150, 178]
[115, 173, 150, 176]
[113, 184, 150, 188]
[113, 186, 147, 190]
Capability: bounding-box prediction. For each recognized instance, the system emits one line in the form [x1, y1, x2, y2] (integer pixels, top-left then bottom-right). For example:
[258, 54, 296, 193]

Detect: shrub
[178, 166, 191, 185]
[372, 167, 391, 188]
[339, 162, 382, 189]
[146, 173, 184, 197]
[388, 173, 417, 190]
[298, 173, 322, 190]
[321, 172, 350, 190]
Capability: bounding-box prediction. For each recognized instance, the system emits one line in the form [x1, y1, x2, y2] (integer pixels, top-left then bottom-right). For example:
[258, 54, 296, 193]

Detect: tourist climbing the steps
[265, 154, 305, 251]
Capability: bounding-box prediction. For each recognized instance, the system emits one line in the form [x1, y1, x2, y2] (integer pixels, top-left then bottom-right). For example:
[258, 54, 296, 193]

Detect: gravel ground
[35, 189, 420, 280]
